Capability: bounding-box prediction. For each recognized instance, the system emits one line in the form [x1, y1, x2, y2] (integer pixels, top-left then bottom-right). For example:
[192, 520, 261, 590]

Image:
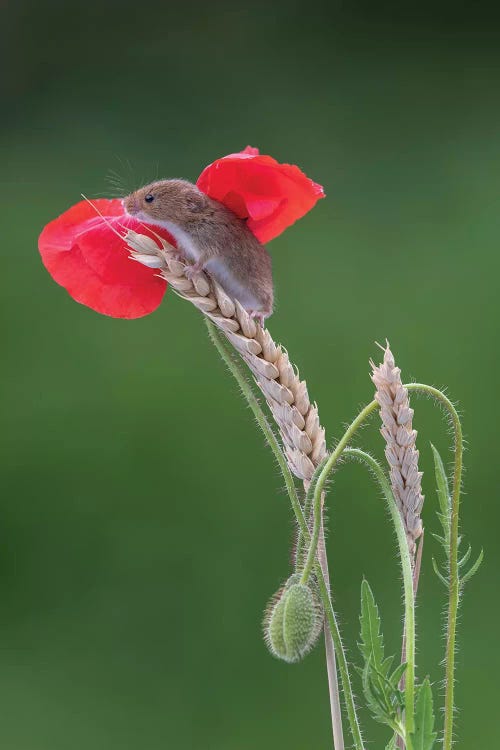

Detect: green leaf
[359, 582, 408, 735]
[431, 443, 451, 549]
[458, 544, 472, 569]
[385, 736, 397, 750]
[381, 655, 395, 676]
[371, 665, 404, 714]
[389, 662, 407, 690]
[359, 580, 385, 672]
[460, 548, 484, 588]
[362, 658, 389, 724]
[431, 532, 446, 547]
[411, 678, 437, 750]
[432, 557, 449, 587]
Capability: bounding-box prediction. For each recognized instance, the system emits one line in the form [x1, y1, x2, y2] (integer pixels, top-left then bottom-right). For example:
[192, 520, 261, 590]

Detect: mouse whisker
[80, 194, 129, 241]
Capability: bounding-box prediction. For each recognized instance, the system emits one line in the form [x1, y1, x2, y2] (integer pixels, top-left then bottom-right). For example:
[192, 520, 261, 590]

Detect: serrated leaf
[362, 658, 389, 723]
[364, 659, 406, 729]
[431, 444, 451, 549]
[359, 580, 385, 671]
[371, 667, 396, 713]
[372, 665, 403, 714]
[411, 678, 437, 750]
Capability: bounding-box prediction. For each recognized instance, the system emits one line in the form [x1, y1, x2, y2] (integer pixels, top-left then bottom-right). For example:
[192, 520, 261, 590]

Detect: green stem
[205, 321, 359, 750]
[294, 456, 329, 569]
[314, 559, 365, 750]
[300, 400, 378, 585]
[406, 384, 463, 750]
[343, 448, 416, 749]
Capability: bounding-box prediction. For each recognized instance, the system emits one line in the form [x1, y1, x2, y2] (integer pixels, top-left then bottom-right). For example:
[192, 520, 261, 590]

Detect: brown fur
[124, 179, 274, 319]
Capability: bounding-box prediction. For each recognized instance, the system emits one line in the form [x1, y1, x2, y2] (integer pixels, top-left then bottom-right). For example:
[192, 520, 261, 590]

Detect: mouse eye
[144, 194, 155, 203]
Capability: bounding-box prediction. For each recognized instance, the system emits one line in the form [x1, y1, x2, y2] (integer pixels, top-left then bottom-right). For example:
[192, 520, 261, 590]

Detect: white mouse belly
[135, 215, 202, 263]
[204, 257, 262, 310]
[135, 215, 263, 311]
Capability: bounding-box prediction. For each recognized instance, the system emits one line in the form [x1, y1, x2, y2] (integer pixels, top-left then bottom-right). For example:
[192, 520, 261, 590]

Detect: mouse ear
[197, 146, 324, 243]
[186, 191, 207, 213]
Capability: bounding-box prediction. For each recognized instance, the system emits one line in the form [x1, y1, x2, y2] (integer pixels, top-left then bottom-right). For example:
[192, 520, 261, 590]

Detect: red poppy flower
[197, 146, 325, 244]
[38, 199, 171, 319]
[39, 148, 324, 318]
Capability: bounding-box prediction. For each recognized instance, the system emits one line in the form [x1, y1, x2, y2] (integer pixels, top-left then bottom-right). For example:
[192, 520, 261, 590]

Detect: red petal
[39, 199, 173, 319]
[196, 147, 324, 243]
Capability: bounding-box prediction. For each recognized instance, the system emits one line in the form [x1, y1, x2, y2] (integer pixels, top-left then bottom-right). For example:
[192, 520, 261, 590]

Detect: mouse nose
[123, 194, 138, 215]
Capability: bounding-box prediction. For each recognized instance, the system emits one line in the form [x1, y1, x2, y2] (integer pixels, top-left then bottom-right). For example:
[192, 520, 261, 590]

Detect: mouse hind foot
[249, 309, 271, 328]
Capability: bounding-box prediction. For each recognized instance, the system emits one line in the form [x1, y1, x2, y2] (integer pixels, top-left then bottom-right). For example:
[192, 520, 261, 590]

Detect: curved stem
[406, 384, 463, 750]
[294, 456, 329, 569]
[300, 400, 378, 584]
[343, 448, 416, 748]
[206, 321, 354, 749]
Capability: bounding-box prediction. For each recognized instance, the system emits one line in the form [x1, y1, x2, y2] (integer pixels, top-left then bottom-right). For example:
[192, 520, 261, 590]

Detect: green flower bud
[264, 576, 324, 663]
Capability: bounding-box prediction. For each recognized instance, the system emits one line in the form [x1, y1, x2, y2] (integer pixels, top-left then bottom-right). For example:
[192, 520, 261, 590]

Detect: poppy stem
[406, 384, 463, 750]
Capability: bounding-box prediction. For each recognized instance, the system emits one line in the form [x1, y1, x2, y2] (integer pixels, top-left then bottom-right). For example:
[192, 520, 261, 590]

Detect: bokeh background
[1, 2, 499, 747]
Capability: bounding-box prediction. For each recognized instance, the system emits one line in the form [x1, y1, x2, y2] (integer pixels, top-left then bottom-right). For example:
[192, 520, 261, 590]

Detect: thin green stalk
[294, 455, 329, 568]
[406, 384, 463, 750]
[314, 558, 365, 750]
[205, 321, 355, 750]
[300, 399, 378, 585]
[343, 448, 416, 749]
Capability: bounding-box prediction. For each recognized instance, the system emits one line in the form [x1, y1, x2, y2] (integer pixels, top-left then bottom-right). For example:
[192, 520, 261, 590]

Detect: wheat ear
[126, 230, 327, 480]
[370, 343, 424, 560]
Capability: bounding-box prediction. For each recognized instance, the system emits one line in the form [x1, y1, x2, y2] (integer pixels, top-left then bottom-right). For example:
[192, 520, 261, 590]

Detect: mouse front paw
[184, 261, 205, 280]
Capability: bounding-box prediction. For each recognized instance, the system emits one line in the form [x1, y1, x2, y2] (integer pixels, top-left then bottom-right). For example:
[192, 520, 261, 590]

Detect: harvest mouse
[124, 179, 273, 323]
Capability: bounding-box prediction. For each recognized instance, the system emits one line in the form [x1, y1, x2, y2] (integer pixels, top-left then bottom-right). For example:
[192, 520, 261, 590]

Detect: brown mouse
[124, 179, 273, 323]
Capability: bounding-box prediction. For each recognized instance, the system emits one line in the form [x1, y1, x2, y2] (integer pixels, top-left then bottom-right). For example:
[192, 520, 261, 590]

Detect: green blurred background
[1, 2, 498, 747]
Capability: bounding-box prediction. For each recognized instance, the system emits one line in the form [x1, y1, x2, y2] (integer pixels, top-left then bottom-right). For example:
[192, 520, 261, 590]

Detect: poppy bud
[264, 576, 324, 663]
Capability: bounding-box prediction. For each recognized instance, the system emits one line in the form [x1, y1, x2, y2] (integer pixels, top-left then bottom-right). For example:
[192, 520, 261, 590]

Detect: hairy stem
[396, 532, 425, 749]
[314, 557, 365, 750]
[206, 320, 351, 750]
[406, 384, 463, 749]
[300, 400, 378, 585]
[318, 521, 345, 750]
[343, 448, 416, 749]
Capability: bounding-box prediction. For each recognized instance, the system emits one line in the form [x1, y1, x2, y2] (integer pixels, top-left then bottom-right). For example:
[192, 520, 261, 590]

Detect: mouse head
[124, 179, 210, 226]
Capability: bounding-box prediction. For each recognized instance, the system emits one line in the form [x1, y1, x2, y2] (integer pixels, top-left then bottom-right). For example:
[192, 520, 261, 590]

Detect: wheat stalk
[370, 343, 424, 559]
